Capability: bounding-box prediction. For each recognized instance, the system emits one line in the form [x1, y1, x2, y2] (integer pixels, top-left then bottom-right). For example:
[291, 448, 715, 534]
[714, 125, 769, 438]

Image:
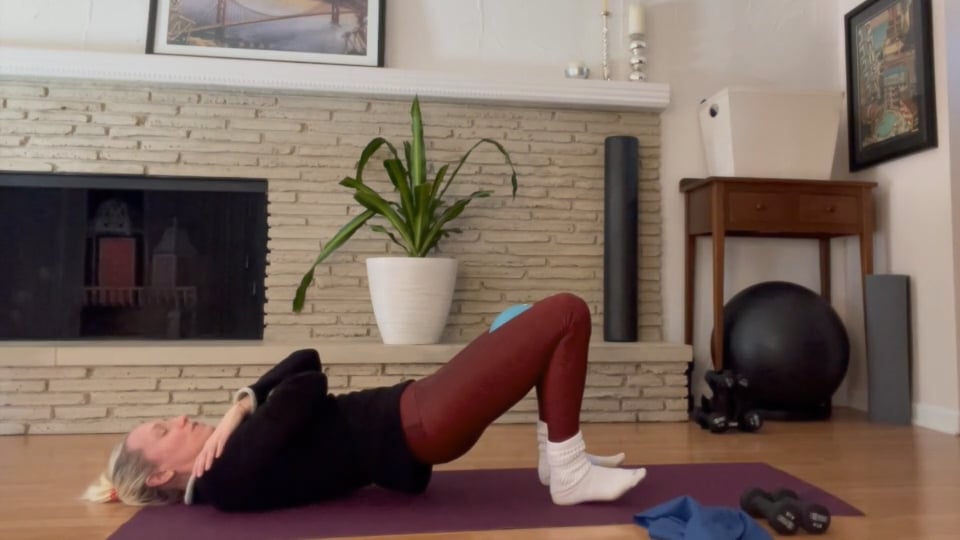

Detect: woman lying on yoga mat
[83, 292, 646, 512]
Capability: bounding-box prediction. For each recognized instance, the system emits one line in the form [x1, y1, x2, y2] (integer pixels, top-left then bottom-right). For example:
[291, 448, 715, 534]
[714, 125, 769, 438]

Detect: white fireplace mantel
[0, 47, 670, 112]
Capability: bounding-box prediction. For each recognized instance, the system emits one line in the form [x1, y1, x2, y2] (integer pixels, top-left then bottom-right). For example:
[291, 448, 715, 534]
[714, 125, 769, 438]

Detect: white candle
[629, 4, 645, 35]
[602, 0, 609, 13]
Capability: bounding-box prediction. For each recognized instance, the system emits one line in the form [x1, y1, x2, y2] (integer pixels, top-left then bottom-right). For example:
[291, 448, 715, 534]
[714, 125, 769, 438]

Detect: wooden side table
[681, 176, 877, 370]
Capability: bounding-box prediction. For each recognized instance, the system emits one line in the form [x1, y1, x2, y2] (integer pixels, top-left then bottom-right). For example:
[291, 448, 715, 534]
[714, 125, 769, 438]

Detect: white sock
[536, 420, 625, 485]
[546, 431, 646, 506]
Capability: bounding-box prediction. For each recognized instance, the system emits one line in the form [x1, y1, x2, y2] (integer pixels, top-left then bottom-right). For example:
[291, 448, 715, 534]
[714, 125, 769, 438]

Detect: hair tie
[109, 487, 119, 503]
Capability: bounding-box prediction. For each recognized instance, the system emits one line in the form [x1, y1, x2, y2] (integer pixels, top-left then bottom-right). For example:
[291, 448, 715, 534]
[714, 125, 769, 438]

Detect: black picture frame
[844, 0, 937, 171]
[146, 0, 385, 68]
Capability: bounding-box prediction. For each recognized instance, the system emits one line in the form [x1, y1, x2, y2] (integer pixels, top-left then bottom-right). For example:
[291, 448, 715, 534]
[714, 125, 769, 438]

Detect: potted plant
[292, 96, 518, 344]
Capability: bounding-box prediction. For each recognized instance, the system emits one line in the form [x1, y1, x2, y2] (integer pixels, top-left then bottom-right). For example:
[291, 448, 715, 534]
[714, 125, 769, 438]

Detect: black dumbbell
[705, 369, 736, 413]
[692, 396, 724, 431]
[699, 370, 736, 433]
[695, 394, 728, 432]
[740, 487, 802, 535]
[731, 373, 763, 432]
[771, 489, 831, 534]
[693, 406, 728, 433]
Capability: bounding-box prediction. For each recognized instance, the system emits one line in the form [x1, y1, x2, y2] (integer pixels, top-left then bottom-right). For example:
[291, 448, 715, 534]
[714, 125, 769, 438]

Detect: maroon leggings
[399, 292, 591, 465]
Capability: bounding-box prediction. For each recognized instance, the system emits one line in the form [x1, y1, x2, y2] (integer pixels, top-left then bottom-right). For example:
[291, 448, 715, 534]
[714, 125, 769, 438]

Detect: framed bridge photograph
[844, 0, 937, 171]
[146, 0, 385, 67]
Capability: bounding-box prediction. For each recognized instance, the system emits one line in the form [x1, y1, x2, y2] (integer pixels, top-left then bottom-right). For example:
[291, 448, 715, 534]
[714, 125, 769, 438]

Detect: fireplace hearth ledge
[0, 341, 691, 367]
[0, 46, 670, 112]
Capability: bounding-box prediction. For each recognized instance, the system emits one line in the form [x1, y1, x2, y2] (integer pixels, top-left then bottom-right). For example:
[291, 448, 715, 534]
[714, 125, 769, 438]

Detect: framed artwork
[146, 0, 385, 67]
[844, 0, 937, 171]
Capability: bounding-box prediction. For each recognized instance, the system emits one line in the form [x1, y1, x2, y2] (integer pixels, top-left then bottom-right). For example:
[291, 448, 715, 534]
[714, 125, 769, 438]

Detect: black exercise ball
[720, 281, 849, 410]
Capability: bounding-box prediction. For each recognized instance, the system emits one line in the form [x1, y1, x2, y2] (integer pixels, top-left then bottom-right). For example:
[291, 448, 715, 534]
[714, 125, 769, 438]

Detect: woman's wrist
[233, 395, 253, 416]
[232, 387, 258, 413]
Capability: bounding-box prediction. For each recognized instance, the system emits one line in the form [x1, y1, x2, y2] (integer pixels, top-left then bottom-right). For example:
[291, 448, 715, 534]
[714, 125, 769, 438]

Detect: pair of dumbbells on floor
[693, 369, 763, 433]
[741, 487, 832, 535]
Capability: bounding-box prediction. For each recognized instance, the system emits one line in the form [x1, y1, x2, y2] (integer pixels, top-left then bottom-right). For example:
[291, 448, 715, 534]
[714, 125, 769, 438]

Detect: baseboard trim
[913, 403, 960, 435]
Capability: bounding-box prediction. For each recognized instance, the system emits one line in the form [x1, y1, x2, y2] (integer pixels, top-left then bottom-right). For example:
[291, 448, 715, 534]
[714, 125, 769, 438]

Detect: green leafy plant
[292, 95, 519, 313]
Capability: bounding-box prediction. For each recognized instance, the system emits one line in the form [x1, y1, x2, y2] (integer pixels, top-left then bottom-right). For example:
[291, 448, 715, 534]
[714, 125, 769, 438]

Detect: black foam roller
[603, 136, 639, 342]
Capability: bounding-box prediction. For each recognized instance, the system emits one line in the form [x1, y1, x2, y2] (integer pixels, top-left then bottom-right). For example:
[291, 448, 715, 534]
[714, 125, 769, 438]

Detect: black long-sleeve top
[183, 349, 432, 512]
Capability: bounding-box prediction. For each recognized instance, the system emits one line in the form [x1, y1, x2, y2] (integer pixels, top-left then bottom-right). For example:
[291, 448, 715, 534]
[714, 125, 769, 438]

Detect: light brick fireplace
[0, 67, 691, 435]
[0, 342, 690, 435]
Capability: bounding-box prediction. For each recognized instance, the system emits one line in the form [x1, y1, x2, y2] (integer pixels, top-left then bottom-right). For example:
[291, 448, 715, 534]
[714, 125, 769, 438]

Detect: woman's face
[127, 415, 214, 478]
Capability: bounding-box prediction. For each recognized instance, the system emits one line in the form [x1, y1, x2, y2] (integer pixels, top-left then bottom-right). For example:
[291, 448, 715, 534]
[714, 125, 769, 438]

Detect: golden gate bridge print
[164, 0, 369, 55]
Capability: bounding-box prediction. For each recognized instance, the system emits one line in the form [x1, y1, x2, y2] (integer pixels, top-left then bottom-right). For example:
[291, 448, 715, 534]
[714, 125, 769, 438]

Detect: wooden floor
[1, 408, 958, 539]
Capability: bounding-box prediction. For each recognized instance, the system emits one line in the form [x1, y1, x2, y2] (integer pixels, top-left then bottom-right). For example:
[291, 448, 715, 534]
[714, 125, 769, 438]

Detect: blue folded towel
[634, 496, 772, 540]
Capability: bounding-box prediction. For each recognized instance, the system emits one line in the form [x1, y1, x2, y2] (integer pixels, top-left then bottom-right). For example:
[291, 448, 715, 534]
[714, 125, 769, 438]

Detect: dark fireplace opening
[0, 172, 267, 340]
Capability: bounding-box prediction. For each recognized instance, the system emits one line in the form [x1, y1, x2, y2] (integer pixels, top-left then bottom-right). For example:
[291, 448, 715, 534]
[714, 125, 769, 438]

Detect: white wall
[384, 0, 622, 80]
[832, 0, 959, 434]
[948, 0, 960, 430]
[0, 0, 150, 52]
[0, 0, 627, 80]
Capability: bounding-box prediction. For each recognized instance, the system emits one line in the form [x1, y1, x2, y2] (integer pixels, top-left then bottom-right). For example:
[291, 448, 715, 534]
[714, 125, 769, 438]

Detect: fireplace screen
[0, 172, 267, 340]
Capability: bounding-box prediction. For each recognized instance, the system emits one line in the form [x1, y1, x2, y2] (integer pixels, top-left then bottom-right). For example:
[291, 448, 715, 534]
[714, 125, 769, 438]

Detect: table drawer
[796, 195, 859, 225]
[726, 192, 791, 227]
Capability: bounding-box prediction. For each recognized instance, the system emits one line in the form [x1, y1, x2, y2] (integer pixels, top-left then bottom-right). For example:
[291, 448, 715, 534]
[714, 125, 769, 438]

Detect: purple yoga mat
[109, 462, 862, 540]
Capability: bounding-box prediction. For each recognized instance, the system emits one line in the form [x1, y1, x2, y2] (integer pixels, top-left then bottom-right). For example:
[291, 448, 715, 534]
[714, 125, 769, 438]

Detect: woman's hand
[193, 398, 252, 478]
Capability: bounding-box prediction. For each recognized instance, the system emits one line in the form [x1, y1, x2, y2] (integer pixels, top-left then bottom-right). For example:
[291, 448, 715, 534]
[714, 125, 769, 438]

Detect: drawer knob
[755, 203, 766, 211]
[826, 205, 836, 213]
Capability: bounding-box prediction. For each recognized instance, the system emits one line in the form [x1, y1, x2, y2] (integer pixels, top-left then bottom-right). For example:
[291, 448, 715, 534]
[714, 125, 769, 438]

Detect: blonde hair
[81, 436, 182, 506]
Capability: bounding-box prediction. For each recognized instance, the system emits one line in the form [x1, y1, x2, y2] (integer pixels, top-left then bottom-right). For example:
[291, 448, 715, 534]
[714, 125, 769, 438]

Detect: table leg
[711, 185, 725, 370]
[860, 195, 874, 278]
[684, 193, 696, 345]
[711, 232, 725, 369]
[819, 238, 831, 303]
[685, 233, 696, 345]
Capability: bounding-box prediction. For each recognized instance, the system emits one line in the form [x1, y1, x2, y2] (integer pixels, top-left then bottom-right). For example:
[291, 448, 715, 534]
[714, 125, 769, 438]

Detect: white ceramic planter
[366, 256, 458, 345]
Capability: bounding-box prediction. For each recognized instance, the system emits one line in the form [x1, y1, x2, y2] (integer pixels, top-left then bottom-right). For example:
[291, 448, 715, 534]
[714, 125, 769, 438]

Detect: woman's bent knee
[541, 292, 590, 326]
[293, 348, 319, 360]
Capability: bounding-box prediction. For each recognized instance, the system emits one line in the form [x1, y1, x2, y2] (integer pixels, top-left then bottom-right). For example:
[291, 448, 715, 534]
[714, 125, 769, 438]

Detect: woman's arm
[232, 349, 321, 412]
[197, 370, 331, 510]
[193, 395, 253, 478]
